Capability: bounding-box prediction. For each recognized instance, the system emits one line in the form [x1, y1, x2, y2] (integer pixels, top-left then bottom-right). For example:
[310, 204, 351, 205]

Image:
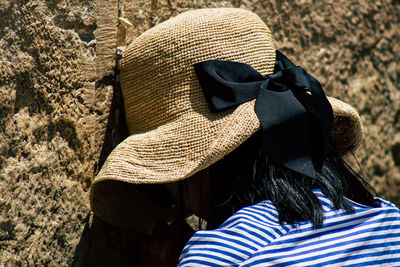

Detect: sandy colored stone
[1, 0, 400, 265]
[0, 0, 113, 265]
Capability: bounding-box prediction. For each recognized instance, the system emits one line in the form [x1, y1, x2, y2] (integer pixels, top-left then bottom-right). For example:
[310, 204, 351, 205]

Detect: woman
[178, 132, 398, 266]
[90, 8, 400, 266]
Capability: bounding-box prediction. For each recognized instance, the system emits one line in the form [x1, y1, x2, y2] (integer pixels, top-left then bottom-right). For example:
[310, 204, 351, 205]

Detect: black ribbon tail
[256, 79, 316, 178]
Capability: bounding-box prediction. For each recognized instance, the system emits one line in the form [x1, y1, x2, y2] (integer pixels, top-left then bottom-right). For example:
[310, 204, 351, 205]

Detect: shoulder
[178, 201, 292, 266]
[239, 195, 400, 266]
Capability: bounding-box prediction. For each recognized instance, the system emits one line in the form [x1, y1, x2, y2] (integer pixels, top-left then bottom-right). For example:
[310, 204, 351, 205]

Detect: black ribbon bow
[194, 50, 333, 178]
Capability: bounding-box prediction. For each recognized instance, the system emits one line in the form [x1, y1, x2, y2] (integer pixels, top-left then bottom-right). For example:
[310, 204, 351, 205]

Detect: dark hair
[207, 131, 378, 229]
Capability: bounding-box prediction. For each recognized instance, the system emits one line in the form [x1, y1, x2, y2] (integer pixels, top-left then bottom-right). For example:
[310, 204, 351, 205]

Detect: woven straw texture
[329, 97, 363, 153]
[89, 8, 362, 226]
[94, 8, 276, 185]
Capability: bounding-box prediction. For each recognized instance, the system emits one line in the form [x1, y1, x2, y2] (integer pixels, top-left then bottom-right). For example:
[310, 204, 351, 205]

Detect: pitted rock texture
[0, 0, 112, 265]
[1, 0, 399, 265]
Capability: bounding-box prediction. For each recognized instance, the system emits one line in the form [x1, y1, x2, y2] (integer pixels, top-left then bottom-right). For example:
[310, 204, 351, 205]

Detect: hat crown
[120, 8, 276, 134]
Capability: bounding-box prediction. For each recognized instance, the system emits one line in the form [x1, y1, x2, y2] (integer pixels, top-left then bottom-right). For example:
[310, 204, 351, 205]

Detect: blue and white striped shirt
[179, 190, 400, 266]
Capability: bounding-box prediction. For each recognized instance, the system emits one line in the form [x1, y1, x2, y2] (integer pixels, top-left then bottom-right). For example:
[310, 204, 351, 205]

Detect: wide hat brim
[92, 97, 361, 185]
[90, 96, 362, 227]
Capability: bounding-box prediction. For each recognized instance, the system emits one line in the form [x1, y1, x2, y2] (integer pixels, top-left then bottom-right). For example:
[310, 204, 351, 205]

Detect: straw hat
[90, 8, 362, 227]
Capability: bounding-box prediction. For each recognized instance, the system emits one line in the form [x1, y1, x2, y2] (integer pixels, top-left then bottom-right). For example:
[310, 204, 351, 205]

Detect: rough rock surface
[0, 0, 399, 265]
[0, 0, 108, 265]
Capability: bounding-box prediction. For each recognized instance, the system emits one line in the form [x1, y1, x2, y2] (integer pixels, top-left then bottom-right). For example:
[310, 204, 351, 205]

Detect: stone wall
[0, 0, 399, 265]
[0, 0, 106, 265]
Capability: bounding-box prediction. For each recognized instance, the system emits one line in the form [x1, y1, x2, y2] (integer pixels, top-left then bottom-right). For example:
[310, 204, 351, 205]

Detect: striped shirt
[178, 190, 400, 266]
